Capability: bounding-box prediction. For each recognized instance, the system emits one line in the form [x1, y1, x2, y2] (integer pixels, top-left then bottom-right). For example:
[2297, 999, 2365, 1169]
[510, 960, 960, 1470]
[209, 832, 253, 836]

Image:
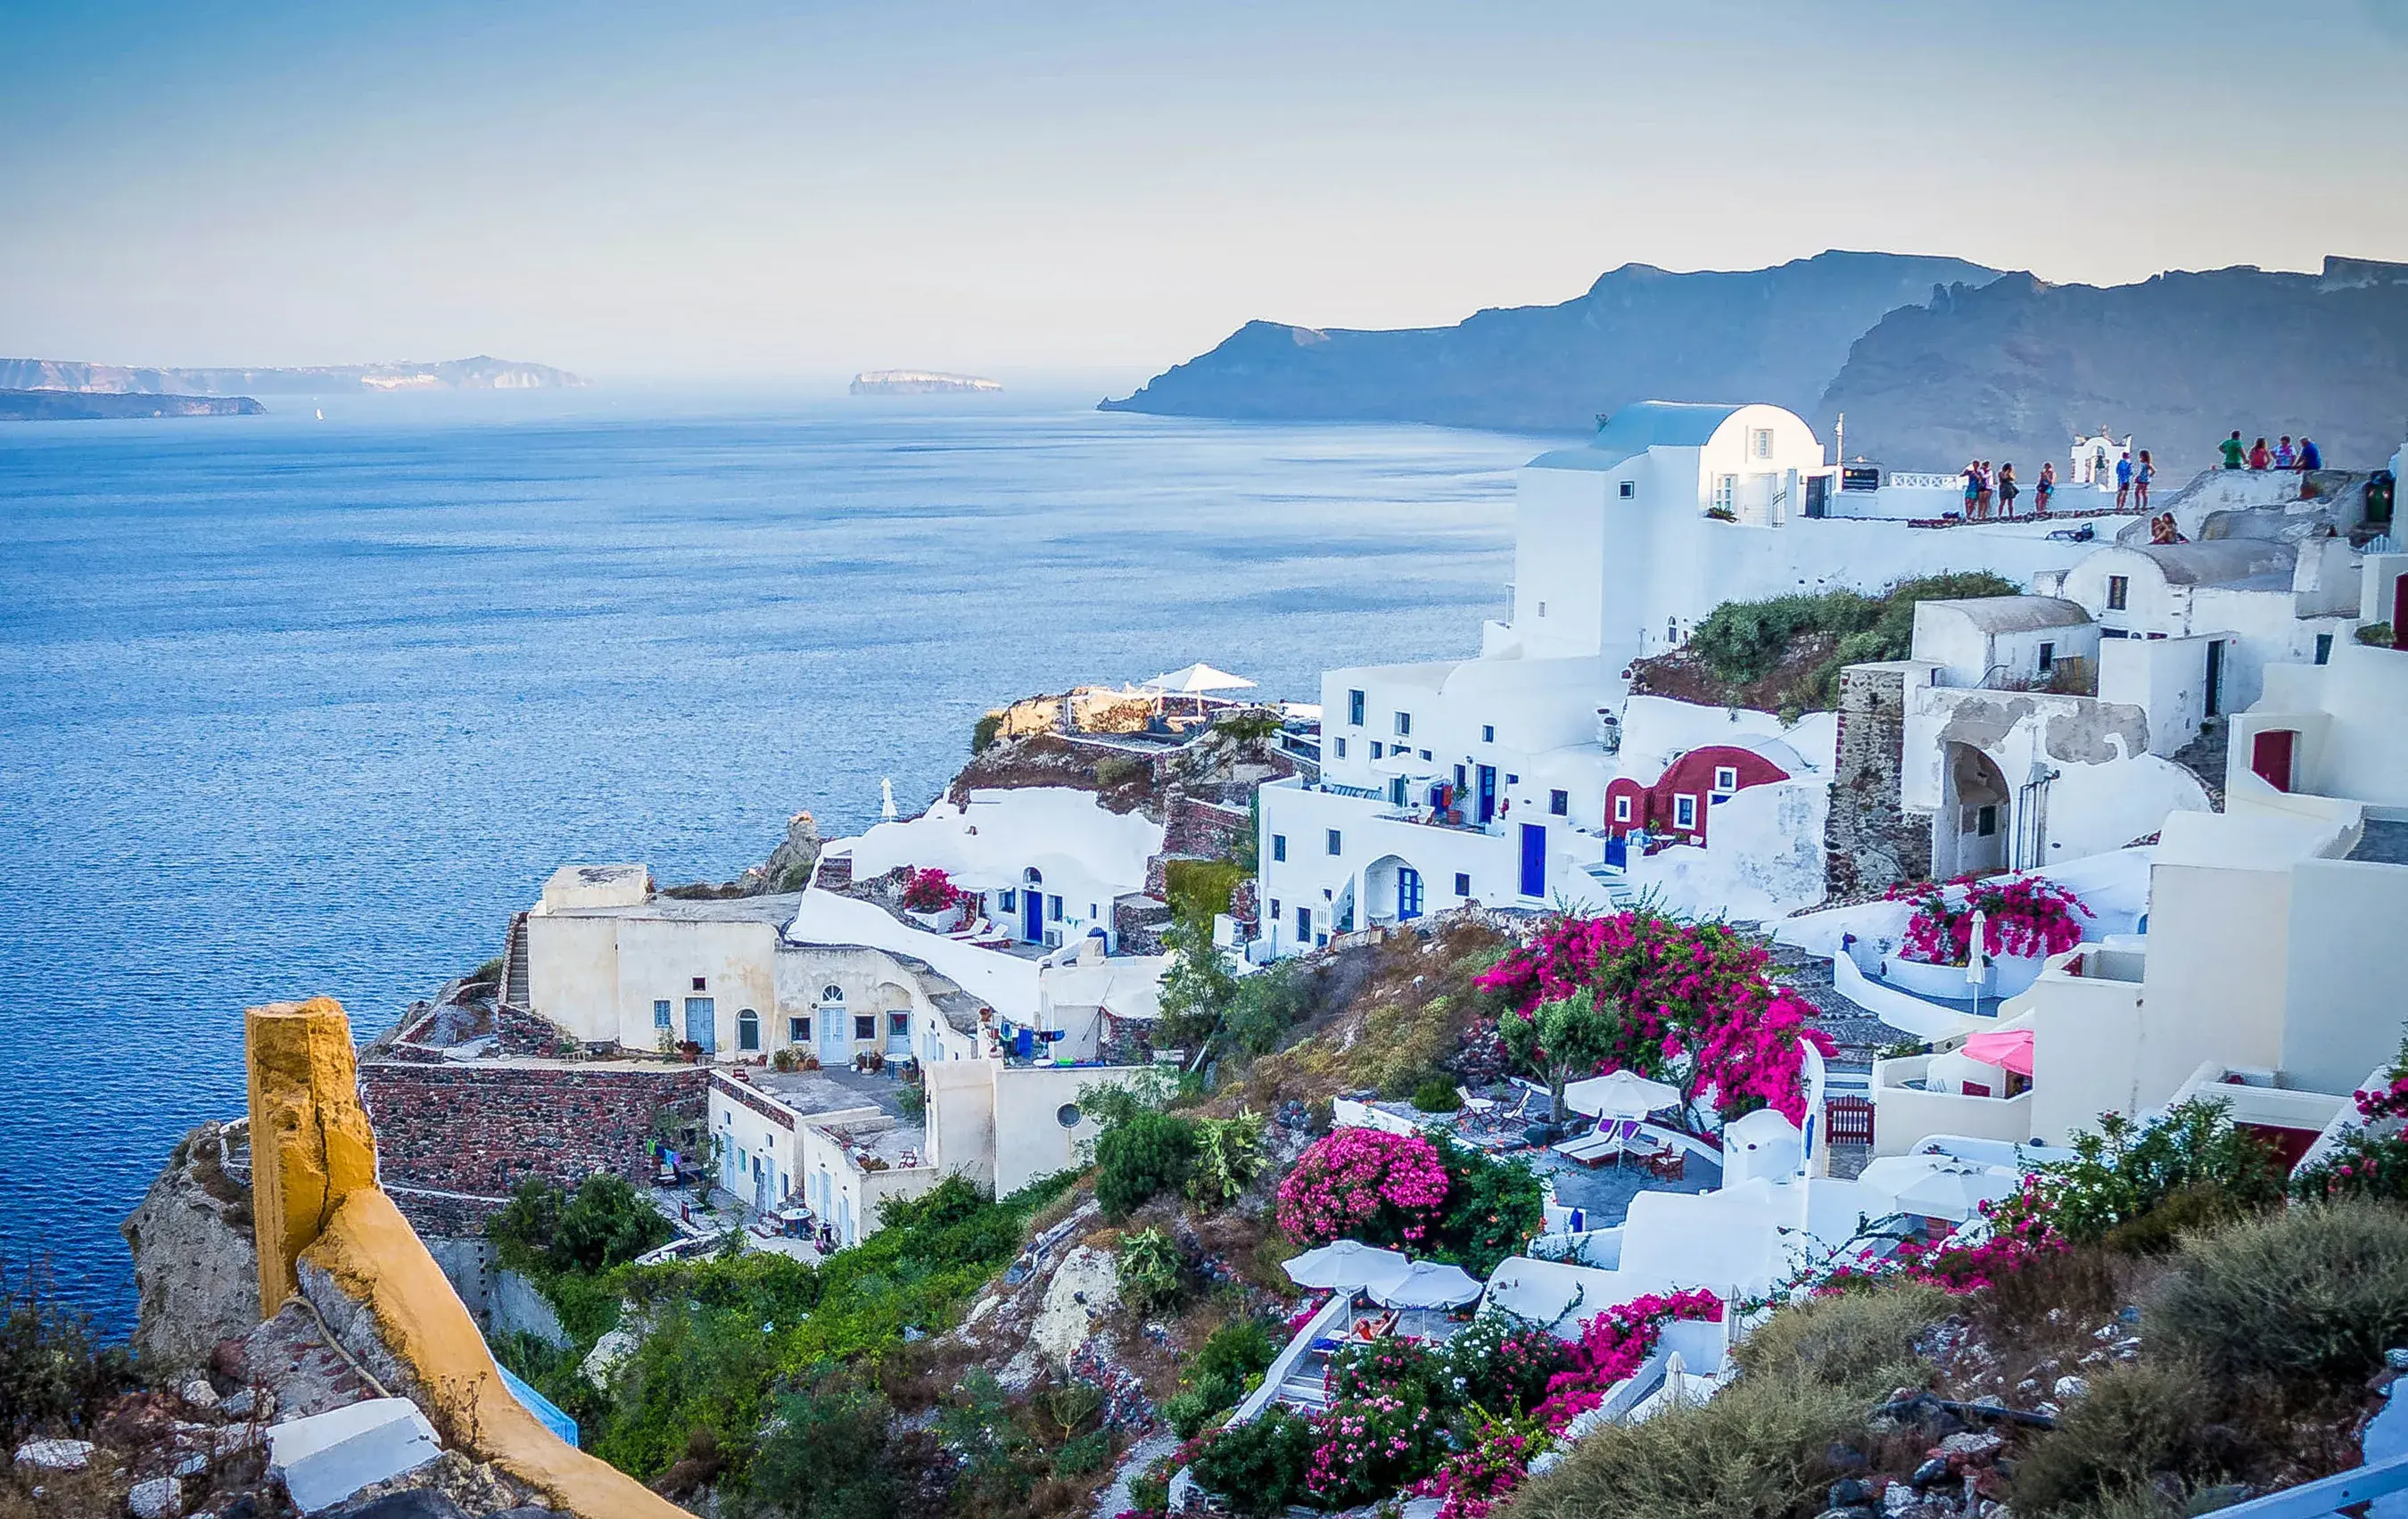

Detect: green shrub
[1224, 959, 1312, 1055]
[1730, 1280, 1951, 1393]
[1160, 1387, 1225, 1439]
[732, 1367, 905, 1519]
[1428, 1132, 1546, 1278]
[1116, 1227, 1185, 1312]
[1051, 1428, 1113, 1476]
[2358, 622, 2396, 648]
[1188, 1407, 1316, 1517]
[0, 1260, 134, 1442]
[1095, 755, 1150, 789]
[1165, 857, 1249, 925]
[1681, 572, 2019, 708]
[467, 954, 506, 985]
[2036, 1099, 2284, 1248]
[2149, 1199, 2408, 1384]
[1412, 1079, 1464, 1112]
[1154, 917, 1239, 1049]
[1095, 1109, 1199, 1216]
[1192, 1317, 1279, 1391]
[971, 712, 1002, 755]
[1188, 1112, 1267, 1208]
[938, 1368, 1038, 1509]
[1510, 1370, 1868, 1519]
[488, 1173, 674, 1282]
[2012, 1362, 2221, 1516]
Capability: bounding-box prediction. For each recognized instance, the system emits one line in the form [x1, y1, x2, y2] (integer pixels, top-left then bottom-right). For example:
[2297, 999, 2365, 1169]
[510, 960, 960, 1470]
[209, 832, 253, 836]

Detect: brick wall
[1162, 792, 1250, 860]
[359, 1061, 706, 1232]
[1824, 665, 1933, 898]
[1113, 895, 1174, 956]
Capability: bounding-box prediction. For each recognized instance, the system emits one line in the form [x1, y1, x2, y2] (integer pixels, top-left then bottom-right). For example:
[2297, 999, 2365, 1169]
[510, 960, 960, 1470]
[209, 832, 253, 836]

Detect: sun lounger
[1552, 1130, 1620, 1167]
[948, 917, 994, 940]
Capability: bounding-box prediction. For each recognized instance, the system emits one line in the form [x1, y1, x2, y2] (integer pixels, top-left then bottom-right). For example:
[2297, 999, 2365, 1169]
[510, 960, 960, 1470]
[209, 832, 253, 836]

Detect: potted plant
[900, 867, 965, 930]
[1885, 875, 2091, 998]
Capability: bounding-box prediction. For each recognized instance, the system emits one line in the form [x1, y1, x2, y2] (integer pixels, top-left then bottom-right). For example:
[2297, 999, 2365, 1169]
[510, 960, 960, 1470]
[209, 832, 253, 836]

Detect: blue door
[1396, 867, 1423, 920]
[1604, 835, 1628, 869]
[684, 996, 715, 1054]
[1519, 823, 1546, 899]
[1022, 884, 1043, 941]
[1477, 766, 1497, 824]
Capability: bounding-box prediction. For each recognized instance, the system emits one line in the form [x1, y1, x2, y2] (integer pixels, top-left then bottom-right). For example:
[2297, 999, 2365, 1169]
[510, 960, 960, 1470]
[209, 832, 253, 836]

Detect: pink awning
[1961, 1028, 2034, 1077]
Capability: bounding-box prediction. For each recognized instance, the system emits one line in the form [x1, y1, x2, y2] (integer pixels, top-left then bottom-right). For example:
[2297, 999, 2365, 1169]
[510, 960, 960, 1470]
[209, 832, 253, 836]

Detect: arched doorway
[1362, 854, 1424, 926]
[1021, 867, 1044, 942]
[1936, 743, 2010, 878]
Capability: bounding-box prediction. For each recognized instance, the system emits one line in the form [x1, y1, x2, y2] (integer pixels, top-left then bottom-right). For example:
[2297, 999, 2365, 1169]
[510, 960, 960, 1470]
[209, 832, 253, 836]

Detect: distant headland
[0, 354, 584, 395]
[850, 369, 1002, 395]
[0, 389, 266, 421]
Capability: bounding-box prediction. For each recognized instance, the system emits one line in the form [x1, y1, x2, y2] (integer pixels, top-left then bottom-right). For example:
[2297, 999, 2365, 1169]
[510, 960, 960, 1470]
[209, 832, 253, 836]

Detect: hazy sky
[5, 0, 2406, 382]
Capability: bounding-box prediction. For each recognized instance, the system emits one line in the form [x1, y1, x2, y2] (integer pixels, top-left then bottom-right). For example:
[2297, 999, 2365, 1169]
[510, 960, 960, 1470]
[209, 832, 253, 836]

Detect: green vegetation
[735, 1366, 914, 1519]
[1093, 755, 1150, 789]
[1426, 1133, 1546, 1277]
[1188, 1406, 1316, 1516]
[1, 1260, 134, 1444]
[1164, 858, 1249, 926]
[2358, 621, 2396, 648]
[2034, 1098, 2285, 1250]
[1188, 1112, 1268, 1207]
[2149, 1201, 2408, 1383]
[1113, 1227, 1184, 1311]
[466, 954, 506, 985]
[971, 712, 1003, 755]
[496, 1171, 1077, 1490]
[1678, 571, 2022, 711]
[1093, 1110, 1198, 1216]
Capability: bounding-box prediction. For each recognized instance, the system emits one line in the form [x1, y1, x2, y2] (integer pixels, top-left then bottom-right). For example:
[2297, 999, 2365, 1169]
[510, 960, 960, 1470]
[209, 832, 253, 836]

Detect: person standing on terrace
[2221, 431, 2247, 469]
[2115, 450, 2134, 509]
[1998, 462, 2020, 517]
[2249, 437, 2272, 470]
[2035, 460, 2056, 516]
[2134, 450, 2154, 509]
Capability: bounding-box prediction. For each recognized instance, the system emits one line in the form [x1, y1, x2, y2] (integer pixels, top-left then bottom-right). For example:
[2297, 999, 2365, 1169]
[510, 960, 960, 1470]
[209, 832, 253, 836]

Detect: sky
[4, 0, 2406, 384]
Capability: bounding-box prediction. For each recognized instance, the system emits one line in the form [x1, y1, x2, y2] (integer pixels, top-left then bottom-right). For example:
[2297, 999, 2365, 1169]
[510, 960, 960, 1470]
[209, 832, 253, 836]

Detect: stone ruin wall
[1825, 665, 1933, 898]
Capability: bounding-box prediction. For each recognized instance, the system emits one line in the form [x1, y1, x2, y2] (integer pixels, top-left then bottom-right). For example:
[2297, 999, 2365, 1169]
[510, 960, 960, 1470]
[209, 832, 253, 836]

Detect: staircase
[503, 912, 532, 1007]
[1583, 863, 1642, 912]
[1274, 1359, 1330, 1411]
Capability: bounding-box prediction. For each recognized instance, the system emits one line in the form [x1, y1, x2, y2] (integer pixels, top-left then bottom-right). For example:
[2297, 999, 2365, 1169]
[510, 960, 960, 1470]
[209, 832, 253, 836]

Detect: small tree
[1095, 1110, 1199, 1216]
[1498, 986, 1631, 1122]
[1155, 916, 1237, 1049]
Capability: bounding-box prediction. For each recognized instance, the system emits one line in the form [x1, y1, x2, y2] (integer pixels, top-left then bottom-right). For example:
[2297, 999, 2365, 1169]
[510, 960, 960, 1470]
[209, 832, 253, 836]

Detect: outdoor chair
[1456, 1086, 1497, 1116]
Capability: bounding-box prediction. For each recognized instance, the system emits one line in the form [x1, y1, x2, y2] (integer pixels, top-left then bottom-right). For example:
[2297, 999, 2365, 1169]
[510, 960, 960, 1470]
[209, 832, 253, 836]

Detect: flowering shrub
[2288, 1130, 2408, 1202]
[1282, 1293, 1330, 1334]
[1889, 873, 2091, 965]
[1534, 1286, 1723, 1428]
[1475, 912, 1834, 1123]
[1412, 1407, 1551, 1519]
[900, 866, 963, 912]
[2354, 1041, 2408, 1122]
[1444, 1314, 1575, 1414]
[1303, 1391, 1445, 1508]
[1274, 1128, 1451, 1246]
[1325, 1337, 1448, 1405]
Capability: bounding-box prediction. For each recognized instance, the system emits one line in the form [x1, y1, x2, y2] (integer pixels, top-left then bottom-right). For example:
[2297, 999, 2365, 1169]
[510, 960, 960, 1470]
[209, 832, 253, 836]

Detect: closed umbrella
[1562, 1069, 1679, 1119]
[1282, 1240, 1410, 1292]
[1368, 1259, 1484, 1309]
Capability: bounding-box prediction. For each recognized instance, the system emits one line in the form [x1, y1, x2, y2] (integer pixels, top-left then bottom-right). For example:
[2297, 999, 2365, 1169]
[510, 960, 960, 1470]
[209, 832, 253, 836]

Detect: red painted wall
[1606, 745, 1791, 848]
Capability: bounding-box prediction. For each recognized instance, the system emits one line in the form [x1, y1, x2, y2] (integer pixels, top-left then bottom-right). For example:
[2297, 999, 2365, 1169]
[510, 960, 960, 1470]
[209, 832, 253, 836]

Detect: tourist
[2134, 450, 2154, 509]
[2298, 436, 2322, 470]
[1960, 459, 1982, 517]
[2275, 435, 2296, 469]
[1975, 460, 1994, 520]
[2115, 451, 2134, 510]
[2249, 437, 2271, 470]
[2035, 460, 2056, 516]
[1998, 462, 2019, 517]
[2220, 431, 2247, 469]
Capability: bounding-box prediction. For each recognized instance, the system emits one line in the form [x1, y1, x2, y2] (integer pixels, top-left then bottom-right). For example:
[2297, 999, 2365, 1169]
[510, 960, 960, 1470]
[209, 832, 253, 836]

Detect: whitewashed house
[1257, 400, 2148, 954]
[842, 786, 1162, 952]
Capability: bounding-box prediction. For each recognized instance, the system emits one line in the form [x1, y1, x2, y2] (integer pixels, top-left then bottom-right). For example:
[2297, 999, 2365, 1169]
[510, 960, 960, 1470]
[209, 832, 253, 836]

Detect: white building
[1258, 400, 2147, 954]
[706, 1069, 941, 1246]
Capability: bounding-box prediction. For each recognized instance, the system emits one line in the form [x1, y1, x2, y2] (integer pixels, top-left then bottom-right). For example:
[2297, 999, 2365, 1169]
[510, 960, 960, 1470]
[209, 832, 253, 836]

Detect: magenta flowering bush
[1475, 911, 1835, 1124]
[1302, 1391, 1444, 1507]
[1412, 1407, 1550, 1519]
[900, 866, 963, 912]
[2293, 1041, 2408, 1201]
[1889, 873, 2091, 966]
[1534, 1286, 1724, 1427]
[1274, 1128, 1451, 1246]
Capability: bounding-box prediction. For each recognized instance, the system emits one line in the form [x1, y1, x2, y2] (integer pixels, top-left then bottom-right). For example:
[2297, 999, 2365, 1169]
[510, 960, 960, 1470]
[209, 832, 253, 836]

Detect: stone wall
[359, 1061, 706, 1231]
[1113, 894, 1174, 956]
[1825, 665, 1933, 898]
[1161, 791, 1249, 860]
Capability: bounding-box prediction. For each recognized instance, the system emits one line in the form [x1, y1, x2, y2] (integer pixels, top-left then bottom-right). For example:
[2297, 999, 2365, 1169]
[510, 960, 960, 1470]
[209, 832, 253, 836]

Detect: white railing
[1887, 472, 1964, 491]
[2206, 1449, 2408, 1515]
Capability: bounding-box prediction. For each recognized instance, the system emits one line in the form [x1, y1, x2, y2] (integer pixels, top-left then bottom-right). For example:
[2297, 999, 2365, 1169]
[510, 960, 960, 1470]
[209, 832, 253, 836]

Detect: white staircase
[1583, 863, 1641, 912]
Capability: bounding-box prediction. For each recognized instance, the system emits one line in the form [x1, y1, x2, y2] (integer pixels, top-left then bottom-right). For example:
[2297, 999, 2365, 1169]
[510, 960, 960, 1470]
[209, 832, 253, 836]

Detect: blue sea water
[0, 388, 1540, 1333]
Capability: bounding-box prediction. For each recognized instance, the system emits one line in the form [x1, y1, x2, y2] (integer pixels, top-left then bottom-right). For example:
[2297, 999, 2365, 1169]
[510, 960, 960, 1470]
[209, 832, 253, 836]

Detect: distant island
[0, 389, 265, 421]
[0, 354, 583, 395]
[851, 369, 1002, 395]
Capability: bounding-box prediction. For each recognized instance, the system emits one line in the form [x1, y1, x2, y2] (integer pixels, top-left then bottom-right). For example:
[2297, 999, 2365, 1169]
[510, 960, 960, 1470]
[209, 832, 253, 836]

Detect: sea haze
[0, 389, 1538, 1329]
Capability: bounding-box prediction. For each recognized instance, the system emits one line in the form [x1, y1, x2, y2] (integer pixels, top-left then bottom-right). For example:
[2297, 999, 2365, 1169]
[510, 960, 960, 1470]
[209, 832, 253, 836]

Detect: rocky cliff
[1101, 251, 2002, 433]
[0, 355, 582, 395]
[120, 1121, 260, 1372]
[1815, 257, 2408, 475]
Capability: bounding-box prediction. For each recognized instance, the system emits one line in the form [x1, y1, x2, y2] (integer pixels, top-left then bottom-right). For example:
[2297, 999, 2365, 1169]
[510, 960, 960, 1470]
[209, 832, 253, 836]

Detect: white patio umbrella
[1282, 1239, 1410, 1292]
[1143, 662, 1257, 696]
[1562, 1069, 1679, 1119]
[1368, 1259, 1485, 1309]
[1893, 1166, 2021, 1223]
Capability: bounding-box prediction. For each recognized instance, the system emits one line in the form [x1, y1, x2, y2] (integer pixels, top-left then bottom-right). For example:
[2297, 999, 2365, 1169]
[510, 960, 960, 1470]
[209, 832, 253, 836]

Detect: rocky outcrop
[1, 390, 264, 419]
[121, 1121, 261, 1372]
[1102, 252, 2000, 433]
[738, 810, 822, 894]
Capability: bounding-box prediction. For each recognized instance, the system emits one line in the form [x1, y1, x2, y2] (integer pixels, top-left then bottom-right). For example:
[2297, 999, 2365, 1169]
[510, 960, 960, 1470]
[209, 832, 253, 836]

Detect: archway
[1936, 743, 2011, 879]
[1362, 854, 1424, 926]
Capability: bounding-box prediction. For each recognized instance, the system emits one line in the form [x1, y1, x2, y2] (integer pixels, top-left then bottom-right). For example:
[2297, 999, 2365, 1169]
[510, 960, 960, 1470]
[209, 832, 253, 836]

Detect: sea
[0, 386, 1545, 1333]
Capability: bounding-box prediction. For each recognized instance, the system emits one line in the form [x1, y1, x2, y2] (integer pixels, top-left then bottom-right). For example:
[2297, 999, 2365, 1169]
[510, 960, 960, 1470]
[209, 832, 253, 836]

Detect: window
[1348, 689, 1365, 725]
[2038, 641, 2056, 673]
[1048, 895, 1063, 921]
[1538, 600, 1547, 617]
[1055, 1103, 1083, 1129]
[2107, 575, 2129, 611]
[1296, 905, 1313, 941]
[854, 1013, 877, 1042]
[1712, 765, 1738, 793]
[654, 999, 672, 1029]
[1024, 866, 1043, 886]
[1618, 479, 1635, 499]
[1453, 871, 1471, 896]
[1613, 794, 1632, 823]
[2315, 632, 2333, 665]
[999, 887, 1017, 912]
[1388, 776, 1407, 805]
[1750, 427, 1774, 459]
[889, 1012, 909, 1037]
[821, 984, 844, 1003]
[1673, 795, 1699, 830]
[738, 1008, 760, 1052]
[1481, 724, 1495, 743]
[788, 1015, 811, 1044]
[691, 976, 707, 992]
[1332, 737, 1347, 759]
[1272, 833, 1287, 862]
[1977, 805, 1999, 838]
[1268, 897, 1282, 922]
[1454, 764, 1467, 789]
[1414, 747, 1429, 761]
[1326, 829, 1342, 855]
[1712, 475, 1737, 514]
[1548, 788, 1569, 816]
[1371, 740, 1384, 759]
[1393, 711, 1412, 737]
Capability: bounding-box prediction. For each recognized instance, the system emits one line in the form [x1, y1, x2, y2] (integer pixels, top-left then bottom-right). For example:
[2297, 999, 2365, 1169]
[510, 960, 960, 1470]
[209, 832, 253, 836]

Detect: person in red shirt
[2248, 438, 2271, 470]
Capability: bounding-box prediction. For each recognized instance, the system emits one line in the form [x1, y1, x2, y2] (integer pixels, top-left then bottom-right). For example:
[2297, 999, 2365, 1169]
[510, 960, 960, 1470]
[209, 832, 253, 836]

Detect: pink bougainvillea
[1889, 873, 2091, 966]
[901, 866, 963, 912]
[1475, 912, 1834, 1124]
[1410, 1408, 1548, 1519]
[1534, 1286, 1724, 1428]
[1274, 1127, 1452, 1245]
